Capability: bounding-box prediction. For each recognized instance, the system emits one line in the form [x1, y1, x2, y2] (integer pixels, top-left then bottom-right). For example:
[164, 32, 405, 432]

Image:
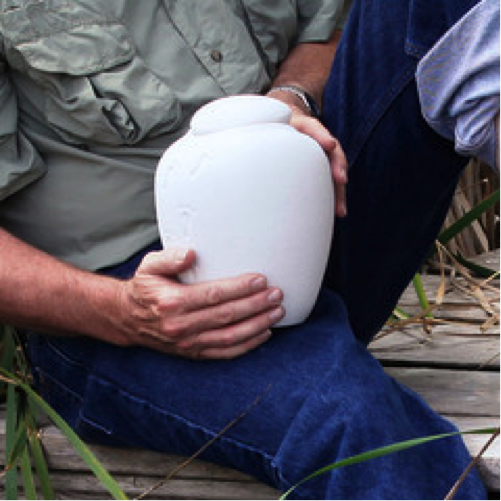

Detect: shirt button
[210, 49, 223, 62]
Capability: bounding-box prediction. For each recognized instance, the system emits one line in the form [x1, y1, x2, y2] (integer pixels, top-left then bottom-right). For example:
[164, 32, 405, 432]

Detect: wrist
[267, 85, 321, 119]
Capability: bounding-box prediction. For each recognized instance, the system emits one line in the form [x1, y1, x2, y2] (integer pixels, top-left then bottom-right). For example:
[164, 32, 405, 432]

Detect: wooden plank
[385, 369, 500, 492]
[397, 275, 499, 305]
[371, 324, 499, 368]
[0, 411, 280, 499]
[0, 412, 498, 498]
[0, 473, 279, 500]
[396, 275, 499, 323]
[448, 416, 500, 492]
[467, 249, 500, 271]
[1, 367, 498, 495]
[385, 367, 499, 417]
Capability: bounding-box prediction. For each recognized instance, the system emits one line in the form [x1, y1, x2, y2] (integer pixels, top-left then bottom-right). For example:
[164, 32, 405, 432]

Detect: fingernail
[174, 249, 189, 264]
[269, 306, 285, 322]
[250, 276, 267, 292]
[267, 288, 283, 303]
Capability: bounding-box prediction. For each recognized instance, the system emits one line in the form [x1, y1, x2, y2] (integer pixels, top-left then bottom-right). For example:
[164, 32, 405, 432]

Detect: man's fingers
[174, 286, 284, 336]
[290, 115, 348, 217]
[183, 273, 273, 311]
[198, 330, 273, 360]
[326, 139, 348, 218]
[138, 248, 196, 276]
[177, 303, 282, 357]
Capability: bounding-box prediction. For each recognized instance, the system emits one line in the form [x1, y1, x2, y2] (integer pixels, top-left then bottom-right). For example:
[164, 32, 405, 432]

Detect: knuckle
[161, 320, 185, 339]
[205, 284, 223, 306]
[214, 305, 235, 325]
[159, 291, 184, 313]
[177, 338, 196, 351]
[219, 332, 236, 347]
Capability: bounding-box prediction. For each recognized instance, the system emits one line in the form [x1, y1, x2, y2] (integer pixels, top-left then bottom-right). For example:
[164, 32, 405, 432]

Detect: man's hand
[118, 248, 284, 359]
[290, 109, 348, 218]
[266, 91, 348, 218]
[265, 29, 348, 217]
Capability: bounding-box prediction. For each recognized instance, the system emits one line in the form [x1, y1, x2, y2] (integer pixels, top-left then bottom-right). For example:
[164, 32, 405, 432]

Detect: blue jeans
[322, 0, 481, 344]
[28, 0, 487, 499]
[28, 286, 485, 499]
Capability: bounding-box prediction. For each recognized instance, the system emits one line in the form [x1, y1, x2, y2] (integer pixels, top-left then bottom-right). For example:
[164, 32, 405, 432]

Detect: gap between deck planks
[0, 273, 499, 499]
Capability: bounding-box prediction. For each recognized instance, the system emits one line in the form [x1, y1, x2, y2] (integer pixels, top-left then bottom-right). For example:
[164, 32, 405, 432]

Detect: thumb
[138, 248, 196, 277]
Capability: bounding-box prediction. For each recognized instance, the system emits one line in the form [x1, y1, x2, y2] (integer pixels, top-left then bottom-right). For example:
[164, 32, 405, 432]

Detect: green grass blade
[0, 326, 17, 397]
[280, 427, 498, 499]
[0, 368, 128, 500]
[0, 325, 15, 368]
[26, 401, 56, 500]
[438, 189, 500, 247]
[5, 384, 19, 500]
[412, 273, 432, 317]
[391, 307, 411, 320]
[7, 423, 28, 471]
[19, 445, 37, 500]
[453, 252, 499, 278]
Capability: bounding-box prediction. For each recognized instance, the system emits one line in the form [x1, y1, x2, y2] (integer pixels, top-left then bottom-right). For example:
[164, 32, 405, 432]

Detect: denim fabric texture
[28, 0, 488, 498]
[28, 284, 486, 499]
[322, 0, 481, 345]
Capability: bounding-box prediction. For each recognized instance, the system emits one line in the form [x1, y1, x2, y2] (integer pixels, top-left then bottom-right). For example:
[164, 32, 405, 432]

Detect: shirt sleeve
[416, 0, 500, 170]
[0, 52, 45, 202]
[296, 0, 353, 43]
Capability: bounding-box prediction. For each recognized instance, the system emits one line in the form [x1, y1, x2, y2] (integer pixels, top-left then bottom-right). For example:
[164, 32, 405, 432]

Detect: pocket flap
[16, 22, 135, 75]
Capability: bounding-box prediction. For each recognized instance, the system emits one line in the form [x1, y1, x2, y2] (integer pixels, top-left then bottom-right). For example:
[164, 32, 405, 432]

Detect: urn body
[155, 95, 334, 326]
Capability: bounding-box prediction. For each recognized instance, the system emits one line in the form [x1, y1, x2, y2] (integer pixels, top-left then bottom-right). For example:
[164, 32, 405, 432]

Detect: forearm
[0, 228, 125, 342]
[268, 30, 343, 114]
[0, 229, 285, 359]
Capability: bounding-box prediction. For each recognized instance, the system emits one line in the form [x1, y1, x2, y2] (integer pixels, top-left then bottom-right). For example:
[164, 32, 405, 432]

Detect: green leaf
[0, 326, 17, 397]
[5, 384, 19, 500]
[391, 307, 411, 320]
[280, 427, 499, 499]
[412, 273, 432, 317]
[19, 445, 37, 500]
[452, 252, 499, 278]
[438, 189, 500, 247]
[7, 422, 28, 471]
[26, 401, 56, 500]
[0, 368, 128, 500]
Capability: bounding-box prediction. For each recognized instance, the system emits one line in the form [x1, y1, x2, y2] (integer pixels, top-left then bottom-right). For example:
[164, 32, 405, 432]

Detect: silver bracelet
[269, 85, 321, 118]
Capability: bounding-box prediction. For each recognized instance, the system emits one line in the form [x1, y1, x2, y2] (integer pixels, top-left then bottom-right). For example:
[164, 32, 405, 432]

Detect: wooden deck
[371, 272, 500, 495]
[1, 271, 499, 499]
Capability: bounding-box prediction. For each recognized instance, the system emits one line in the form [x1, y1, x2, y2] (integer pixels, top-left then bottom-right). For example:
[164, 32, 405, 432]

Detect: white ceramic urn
[154, 95, 334, 326]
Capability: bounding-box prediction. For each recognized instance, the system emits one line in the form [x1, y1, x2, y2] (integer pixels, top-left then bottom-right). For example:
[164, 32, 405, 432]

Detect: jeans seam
[84, 373, 279, 476]
[46, 337, 93, 372]
[36, 367, 84, 403]
[348, 64, 417, 167]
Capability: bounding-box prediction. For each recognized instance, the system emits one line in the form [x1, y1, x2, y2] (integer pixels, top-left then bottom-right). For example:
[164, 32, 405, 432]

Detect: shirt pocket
[1, 1, 182, 146]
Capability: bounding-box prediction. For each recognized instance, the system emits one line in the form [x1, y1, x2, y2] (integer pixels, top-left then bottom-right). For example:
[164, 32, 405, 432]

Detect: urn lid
[190, 95, 292, 135]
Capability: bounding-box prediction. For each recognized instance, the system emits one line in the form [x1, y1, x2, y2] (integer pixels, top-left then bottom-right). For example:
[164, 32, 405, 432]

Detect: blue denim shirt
[416, 0, 500, 169]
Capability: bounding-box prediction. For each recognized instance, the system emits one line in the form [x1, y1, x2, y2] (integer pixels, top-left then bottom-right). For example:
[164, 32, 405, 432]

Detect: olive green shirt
[0, 0, 351, 270]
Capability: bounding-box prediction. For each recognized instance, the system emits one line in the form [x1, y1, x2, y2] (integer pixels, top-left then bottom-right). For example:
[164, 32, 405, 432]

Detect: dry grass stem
[444, 428, 500, 500]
